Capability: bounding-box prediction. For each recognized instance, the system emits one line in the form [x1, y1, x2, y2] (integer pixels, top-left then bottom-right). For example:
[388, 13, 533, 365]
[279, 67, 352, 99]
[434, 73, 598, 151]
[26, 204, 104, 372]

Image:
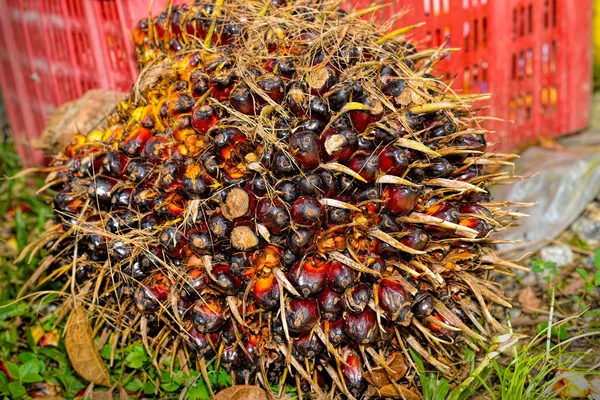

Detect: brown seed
[230, 225, 259, 250]
[222, 187, 253, 221]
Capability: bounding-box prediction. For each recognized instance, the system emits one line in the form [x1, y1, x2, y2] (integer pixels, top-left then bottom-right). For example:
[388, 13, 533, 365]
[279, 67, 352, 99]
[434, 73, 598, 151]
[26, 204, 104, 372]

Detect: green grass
[412, 320, 600, 400]
[1, 136, 599, 399]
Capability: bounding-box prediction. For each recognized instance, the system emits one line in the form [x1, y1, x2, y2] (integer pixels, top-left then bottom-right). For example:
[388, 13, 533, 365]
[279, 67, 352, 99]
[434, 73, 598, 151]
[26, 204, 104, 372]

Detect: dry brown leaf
[137, 59, 173, 94]
[518, 286, 541, 314]
[376, 384, 423, 400]
[563, 273, 586, 293]
[65, 306, 111, 387]
[214, 385, 268, 400]
[40, 89, 127, 153]
[364, 352, 409, 387]
[396, 84, 426, 106]
[554, 371, 591, 397]
[119, 386, 131, 400]
[75, 391, 112, 400]
[539, 136, 566, 151]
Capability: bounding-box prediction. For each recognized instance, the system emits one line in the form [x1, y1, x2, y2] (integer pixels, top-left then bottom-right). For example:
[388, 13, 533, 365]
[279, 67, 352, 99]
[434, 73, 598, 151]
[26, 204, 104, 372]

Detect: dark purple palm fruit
[318, 286, 344, 321]
[39, 2, 521, 398]
[285, 298, 319, 334]
[459, 204, 493, 238]
[191, 297, 227, 333]
[327, 261, 356, 293]
[288, 256, 328, 298]
[343, 308, 378, 344]
[341, 348, 366, 396]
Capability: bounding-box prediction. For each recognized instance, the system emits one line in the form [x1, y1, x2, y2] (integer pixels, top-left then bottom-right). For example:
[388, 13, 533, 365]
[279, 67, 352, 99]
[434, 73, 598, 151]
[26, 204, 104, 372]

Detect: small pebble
[540, 244, 574, 268]
[520, 273, 542, 287]
[509, 307, 522, 320]
[583, 254, 595, 268]
[572, 216, 600, 246]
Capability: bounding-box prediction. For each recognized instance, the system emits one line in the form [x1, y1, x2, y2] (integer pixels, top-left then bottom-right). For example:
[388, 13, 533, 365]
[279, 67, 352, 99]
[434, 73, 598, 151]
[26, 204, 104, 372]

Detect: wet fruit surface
[38, 1, 521, 398]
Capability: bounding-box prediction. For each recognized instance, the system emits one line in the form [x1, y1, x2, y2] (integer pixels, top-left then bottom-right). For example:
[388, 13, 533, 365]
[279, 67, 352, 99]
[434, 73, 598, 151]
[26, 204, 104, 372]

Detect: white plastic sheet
[492, 140, 600, 259]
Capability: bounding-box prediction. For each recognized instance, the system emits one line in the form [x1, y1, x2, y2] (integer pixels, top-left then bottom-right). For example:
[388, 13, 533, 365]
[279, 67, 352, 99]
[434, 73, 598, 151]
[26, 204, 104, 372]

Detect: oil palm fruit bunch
[36, 0, 525, 397]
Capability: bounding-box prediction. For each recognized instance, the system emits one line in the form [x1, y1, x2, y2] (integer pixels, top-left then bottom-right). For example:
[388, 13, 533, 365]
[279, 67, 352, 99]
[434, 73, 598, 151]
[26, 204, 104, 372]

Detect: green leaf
[37, 207, 49, 234]
[163, 370, 186, 386]
[161, 382, 181, 392]
[594, 248, 600, 269]
[17, 353, 37, 365]
[594, 271, 600, 287]
[143, 380, 156, 395]
[25, 330, 37, 354]
[8, 381, 26, 398]
[531, 265, 543, 273]
[433, 379, 451, 400]
[422, 373, 438, 400]
[51, 368, 86, 398]
[15, 208, 27, 252]
[99, 344, 112, 360]
[186, 382, 211, 400]
[5, 362, 20, 380]
[126, 351, 147, 369]
[585, 282, 595, 293]
[39, 347, 69, 366]
[576, 268, 589, 282]
[544, 261, 557, 269]
[41, 317, 57, 332]
[0, 184, 13, 216]
[125, 344, 148, 369]
[216, 369, 232, 388]
[536, 322, 569, 341]
[0, 371, 8, 390]
[19, 359, 40, 377]
[161, 356, 172, 367]
[0, 301, 29, 322]
[21, 372, 43, 384]
[555, 326, 569, 341]
[408, 347, 425, 373]
[124, 378, 143, 392]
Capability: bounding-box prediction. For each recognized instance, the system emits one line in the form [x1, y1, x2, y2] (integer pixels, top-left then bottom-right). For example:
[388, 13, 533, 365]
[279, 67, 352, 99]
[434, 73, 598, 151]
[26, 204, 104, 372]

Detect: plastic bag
[492, 139, 600, 259]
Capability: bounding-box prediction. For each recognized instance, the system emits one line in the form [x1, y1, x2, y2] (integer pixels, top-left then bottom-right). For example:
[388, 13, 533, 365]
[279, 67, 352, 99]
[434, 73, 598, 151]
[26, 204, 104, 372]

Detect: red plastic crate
[0, 0, 180, 166]
[0, 0, 593, 166]
[346, 0, 593, 150]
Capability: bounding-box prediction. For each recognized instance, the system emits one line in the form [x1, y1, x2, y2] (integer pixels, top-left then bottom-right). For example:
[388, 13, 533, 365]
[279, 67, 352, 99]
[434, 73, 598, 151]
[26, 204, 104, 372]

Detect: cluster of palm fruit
[38, 0, 524, 397]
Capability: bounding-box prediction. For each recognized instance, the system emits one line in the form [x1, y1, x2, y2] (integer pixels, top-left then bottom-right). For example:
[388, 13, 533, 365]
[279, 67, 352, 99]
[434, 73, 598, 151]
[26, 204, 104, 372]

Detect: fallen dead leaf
[364, 352, 408, 387]
[590, 376, 600, 396]
[136, 58, 173, 95]
[40, 89, 127, 153]
[40, 329, 60, 347]
[539, 136, 566, 151]
[213, 385, 268, 400]
[30, 325, 45, 344]
[554, 371, 591, 398]
[73, 390, 114, 400]
[375, 384, 423, 400]
[65, 306, 111, 387]
[75, 392, 112, 400]
[119, 386, 131, 400]
[518, 286, 541, 314]
[563, 272, 586, 293]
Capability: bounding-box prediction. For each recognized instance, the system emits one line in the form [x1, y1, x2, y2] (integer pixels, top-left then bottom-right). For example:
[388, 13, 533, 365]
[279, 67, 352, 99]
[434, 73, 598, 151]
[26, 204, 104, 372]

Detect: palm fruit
[38, 0, 526, 397]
